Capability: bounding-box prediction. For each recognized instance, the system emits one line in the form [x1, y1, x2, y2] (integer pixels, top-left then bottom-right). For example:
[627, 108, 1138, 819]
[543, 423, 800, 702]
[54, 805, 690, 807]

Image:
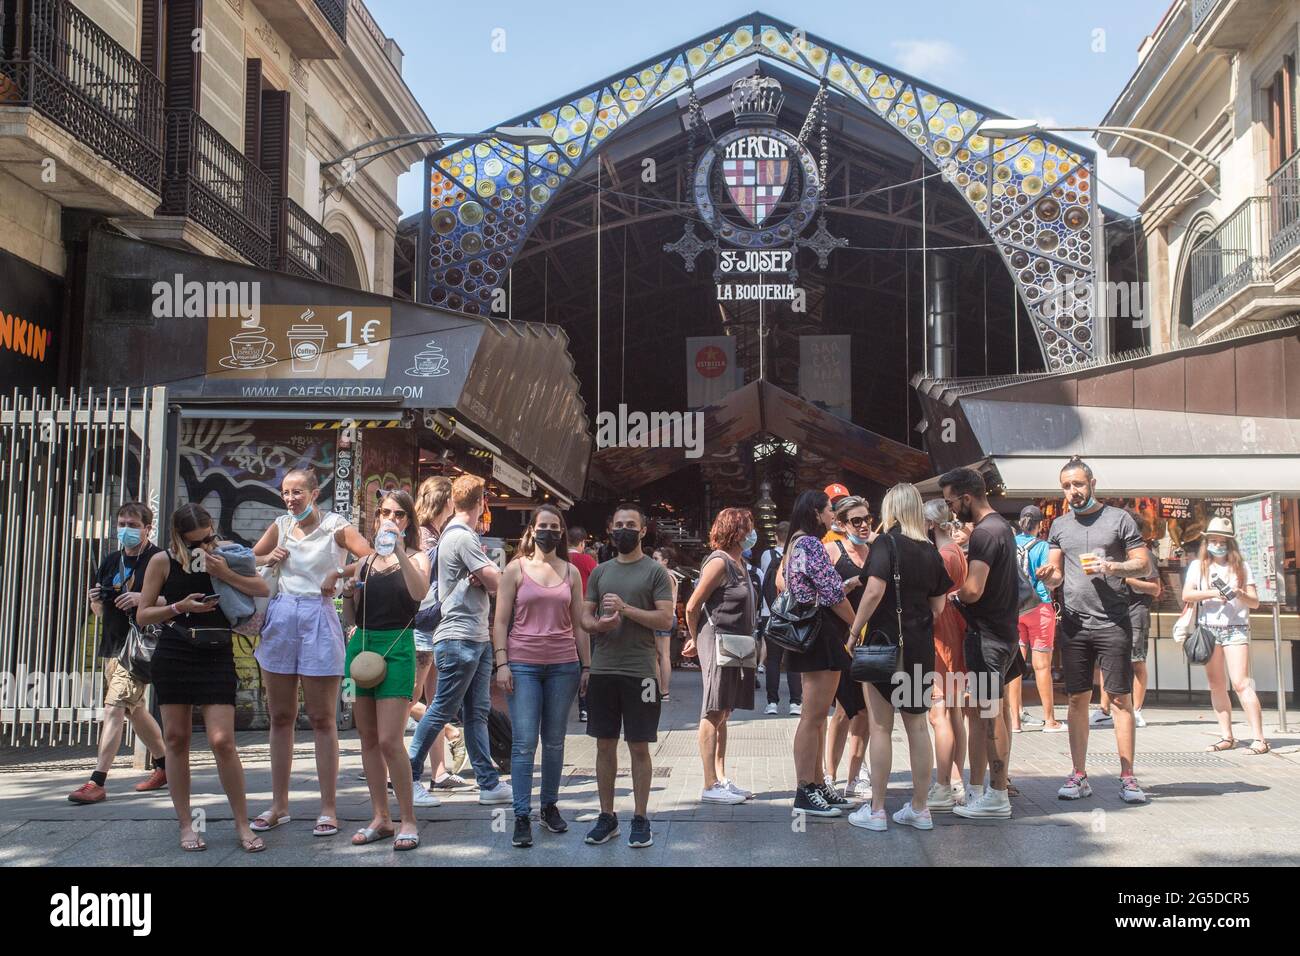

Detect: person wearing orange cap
[822, 484, 851, 545]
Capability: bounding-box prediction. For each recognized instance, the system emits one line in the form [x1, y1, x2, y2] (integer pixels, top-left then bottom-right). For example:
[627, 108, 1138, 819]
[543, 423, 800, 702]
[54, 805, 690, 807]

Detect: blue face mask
[847, 531, 868, 546]
[288, 503, 314, 522]
[1207, 542, 1228, 557]
[117, 527, 142, 549]
[742, 529, 758, 552]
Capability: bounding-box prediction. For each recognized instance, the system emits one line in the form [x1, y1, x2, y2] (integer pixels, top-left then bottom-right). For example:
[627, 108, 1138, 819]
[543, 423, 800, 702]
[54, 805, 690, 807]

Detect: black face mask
[611, 527, 641, 554]
[533, 529, 561, 553]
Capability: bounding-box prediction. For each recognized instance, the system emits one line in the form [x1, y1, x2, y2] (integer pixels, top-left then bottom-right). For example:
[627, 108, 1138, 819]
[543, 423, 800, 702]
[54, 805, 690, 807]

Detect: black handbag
[763, 535, 822, 654]
[1183, 601, 1216, 665]
[850, 534, 904, 684]
[117, 619, 160, 682]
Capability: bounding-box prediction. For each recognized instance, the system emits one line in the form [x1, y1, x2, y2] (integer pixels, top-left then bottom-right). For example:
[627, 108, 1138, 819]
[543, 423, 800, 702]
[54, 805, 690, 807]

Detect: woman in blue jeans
[492, 504, 590, 848]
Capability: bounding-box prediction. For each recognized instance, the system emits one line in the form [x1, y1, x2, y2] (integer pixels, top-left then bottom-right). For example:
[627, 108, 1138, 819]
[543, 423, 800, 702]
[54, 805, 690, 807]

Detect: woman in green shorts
[341, 490, 430, 851]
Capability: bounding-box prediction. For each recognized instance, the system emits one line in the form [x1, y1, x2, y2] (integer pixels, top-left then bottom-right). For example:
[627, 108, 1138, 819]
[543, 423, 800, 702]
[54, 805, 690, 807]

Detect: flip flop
[239, 836, 266, 853]
[393, 832, 421, 851]
[351, 826, 395, 846]
[180, 837, 206, 852]
[313, 816, 340, 837]
[250, 811, 291, 832]
[1207, 738, 1236, 752]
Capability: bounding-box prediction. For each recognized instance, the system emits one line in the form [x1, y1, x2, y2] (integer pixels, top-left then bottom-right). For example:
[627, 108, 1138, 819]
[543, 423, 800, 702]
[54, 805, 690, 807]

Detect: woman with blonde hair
[923, 497, 970, 811]
[846, 484, 952, 833]
[1182, 518, 1268, 754]
[410, 475, 467, 789]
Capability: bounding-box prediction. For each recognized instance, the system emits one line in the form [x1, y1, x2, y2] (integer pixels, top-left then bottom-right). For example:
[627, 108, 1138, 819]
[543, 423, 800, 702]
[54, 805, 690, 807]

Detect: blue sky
[366, 0, 1173, 217]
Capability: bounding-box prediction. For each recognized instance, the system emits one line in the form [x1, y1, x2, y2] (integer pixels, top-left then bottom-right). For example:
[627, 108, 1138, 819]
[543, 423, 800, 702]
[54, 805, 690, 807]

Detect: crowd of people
[68, 455, 1272, 851]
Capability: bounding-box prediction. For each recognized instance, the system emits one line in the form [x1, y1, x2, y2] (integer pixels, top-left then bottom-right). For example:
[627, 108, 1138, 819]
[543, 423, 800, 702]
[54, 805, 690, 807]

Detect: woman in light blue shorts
[1181, 518, 1269, 755]
[250, 468, 372, 836]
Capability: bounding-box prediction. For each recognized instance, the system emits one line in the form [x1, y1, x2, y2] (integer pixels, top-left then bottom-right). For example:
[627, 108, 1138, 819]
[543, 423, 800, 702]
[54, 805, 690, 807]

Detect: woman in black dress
[136, 504, 270, 853]
[822, 495, 873, 802]
[684, 508, 757, 805]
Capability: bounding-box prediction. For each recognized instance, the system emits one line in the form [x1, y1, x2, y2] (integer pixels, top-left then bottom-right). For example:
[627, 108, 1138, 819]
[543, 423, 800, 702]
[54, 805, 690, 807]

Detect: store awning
[589, 380, 930, 490]
[911, 322, 1300, 497]
[78, 229, 592, 499]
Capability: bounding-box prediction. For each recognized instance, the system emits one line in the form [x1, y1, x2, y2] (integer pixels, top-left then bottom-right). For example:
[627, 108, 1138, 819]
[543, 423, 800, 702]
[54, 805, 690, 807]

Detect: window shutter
[163, 0, 203, 112]
[259, 87, 290, 198]
[244, 58, 262, 164]
[139, 0, 161, 76]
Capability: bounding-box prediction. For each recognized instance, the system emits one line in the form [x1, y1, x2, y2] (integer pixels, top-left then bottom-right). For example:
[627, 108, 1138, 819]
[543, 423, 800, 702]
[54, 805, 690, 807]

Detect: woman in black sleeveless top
[136, 504, 270, 853]
[823, 496, 873, 801]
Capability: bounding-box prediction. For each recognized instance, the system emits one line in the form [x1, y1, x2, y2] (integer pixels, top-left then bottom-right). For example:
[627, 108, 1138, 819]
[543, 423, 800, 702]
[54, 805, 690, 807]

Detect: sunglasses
[186, 533, 216, 546]
[378, 508, 407, 519]
[845, 515, 872, 527]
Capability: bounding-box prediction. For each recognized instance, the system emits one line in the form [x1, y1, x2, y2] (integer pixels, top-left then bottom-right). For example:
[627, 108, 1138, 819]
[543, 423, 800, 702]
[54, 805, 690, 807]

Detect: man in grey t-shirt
[408, 476, 511, 808]
[1037, 458, 1150, 806]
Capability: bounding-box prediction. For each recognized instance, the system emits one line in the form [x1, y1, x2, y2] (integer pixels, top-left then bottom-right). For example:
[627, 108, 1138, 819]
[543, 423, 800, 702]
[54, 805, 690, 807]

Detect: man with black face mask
[1036, 457, 1150, 806]
[939, 468, 1020, 821]
[580, 503, 674, 848]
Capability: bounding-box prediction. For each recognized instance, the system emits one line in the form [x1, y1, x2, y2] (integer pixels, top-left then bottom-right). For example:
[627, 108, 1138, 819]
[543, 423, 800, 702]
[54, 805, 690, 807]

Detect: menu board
[1232, 494, 1282, 604]
[1205, 497, 1235, 519]
[1159, 496, 1192, 519]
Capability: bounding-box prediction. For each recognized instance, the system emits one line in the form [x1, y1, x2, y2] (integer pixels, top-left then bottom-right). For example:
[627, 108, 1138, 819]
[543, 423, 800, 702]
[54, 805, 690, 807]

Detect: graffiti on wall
[177, 418, 336, 546]
[357, 428, 415, 532]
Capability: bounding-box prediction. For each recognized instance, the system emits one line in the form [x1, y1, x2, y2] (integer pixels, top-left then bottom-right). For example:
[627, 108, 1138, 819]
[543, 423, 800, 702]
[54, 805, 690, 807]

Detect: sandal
[351, 825, 395, 846]
[180, 836, 206, 852]
[313, 815, 340, 837]
[239, 836, 266, 853]
[1207, 738, 1236, 752]
[1247, 741, 1271, 755]
[250, 811, 291, 832]
[393, 831, 420, 851]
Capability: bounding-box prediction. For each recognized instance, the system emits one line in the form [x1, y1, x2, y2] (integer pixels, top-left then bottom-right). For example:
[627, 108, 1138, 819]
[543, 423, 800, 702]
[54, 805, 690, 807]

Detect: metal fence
[0, 387, 170, 747]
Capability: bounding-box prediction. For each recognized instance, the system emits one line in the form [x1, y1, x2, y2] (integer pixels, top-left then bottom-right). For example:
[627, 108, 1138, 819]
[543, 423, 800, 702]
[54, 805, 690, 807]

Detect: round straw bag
[348, 555, 410, 689]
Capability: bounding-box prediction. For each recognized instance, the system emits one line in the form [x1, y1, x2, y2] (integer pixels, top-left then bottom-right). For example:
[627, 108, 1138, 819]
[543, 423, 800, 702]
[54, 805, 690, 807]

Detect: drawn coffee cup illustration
[222, 328, 275, 369]
[287, 310, 329, 373]
[406, 339, 450, 377]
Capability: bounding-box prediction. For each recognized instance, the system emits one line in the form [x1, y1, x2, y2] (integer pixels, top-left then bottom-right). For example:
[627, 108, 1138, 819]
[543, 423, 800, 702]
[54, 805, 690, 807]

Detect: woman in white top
[250, 468, 373, 835]
[1181, 517, 1268, 754]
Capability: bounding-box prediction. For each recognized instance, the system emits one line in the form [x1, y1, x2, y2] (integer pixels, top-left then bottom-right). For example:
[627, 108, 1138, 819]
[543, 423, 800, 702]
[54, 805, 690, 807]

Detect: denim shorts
[254, 593, 345, 677]
[1208, 625, 1250, 647]
[413, 628, 436, 653]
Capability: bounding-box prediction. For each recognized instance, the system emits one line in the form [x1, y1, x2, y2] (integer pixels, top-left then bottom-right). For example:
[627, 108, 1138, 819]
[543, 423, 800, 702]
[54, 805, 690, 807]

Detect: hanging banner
[799, 335, 851, 420]
[686, 336, 737, 409]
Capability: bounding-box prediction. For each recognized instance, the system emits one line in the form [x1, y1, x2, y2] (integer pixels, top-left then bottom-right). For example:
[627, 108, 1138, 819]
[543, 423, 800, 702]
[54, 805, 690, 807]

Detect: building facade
[1102, 0, 1300, 350]
[0, 0, 430, 298]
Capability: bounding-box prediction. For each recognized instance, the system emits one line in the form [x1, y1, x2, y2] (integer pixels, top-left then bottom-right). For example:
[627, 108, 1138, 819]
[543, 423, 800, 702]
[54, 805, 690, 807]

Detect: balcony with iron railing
[275, 196, 344, 284]
[1190, 0, 1285, 50]
[1268, 150, 1300, 268]
[160, 108, 272, 267]
[314, 0, 347, 40]
[0, 0, 163, 203]
[1189, 197, 1271, 324]
[252, 0, 346, 58]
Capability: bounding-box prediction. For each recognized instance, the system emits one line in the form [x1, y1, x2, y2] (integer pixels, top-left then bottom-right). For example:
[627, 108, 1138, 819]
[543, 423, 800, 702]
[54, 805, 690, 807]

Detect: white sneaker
[1134, 709, 1147, 728]
[1057, 772, 1092, 800]
[721, 778, 753, 800]
[477, 782, 513, 805]
[953, 786, 1011, 819]
[412, 782, 441, 808]
[757, 664, 766, 675]
[788, 702, 802, 716]
[763, 702, 779, 715]
[405, 717, 419, 734]
[844, 778, 871, 801]
[893, 803, 934, 830]
[847, 805, 888, 831]
[951, 780, 967, 805]
[1089, 709, 1113, 726]
[1119, 775, 1148, 804]
[926, 783, 956, 812]
[965, 784, 984, 805]
[701, 782, 746, 805]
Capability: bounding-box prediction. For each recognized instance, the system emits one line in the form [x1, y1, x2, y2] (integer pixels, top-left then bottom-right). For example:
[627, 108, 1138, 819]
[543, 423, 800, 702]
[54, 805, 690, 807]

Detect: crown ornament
[730, 76, 784, 126]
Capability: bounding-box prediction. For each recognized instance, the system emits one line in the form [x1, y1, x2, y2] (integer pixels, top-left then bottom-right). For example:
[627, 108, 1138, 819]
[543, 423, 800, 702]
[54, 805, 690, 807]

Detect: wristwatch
[335, 566, 347, 578]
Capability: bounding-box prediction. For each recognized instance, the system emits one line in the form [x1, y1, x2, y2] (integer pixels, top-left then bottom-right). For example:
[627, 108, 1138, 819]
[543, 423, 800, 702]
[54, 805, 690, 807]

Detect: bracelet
[169, 603, 181, 617]
[580, 665, 590, 672]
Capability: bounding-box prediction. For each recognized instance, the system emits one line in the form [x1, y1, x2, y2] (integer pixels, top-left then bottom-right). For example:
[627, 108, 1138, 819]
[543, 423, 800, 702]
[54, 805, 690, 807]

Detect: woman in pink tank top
[492, 505, 591, 846]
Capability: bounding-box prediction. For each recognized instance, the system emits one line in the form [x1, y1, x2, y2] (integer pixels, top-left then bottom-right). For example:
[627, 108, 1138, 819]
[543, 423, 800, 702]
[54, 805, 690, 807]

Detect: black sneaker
[584, 812, 619, 844]
[540, 803, 568, 834]
[512, 815, 533, 848]
[818, 780, 850, 808]
[628, 815, 654, 848]
[793, 783, 842, 817]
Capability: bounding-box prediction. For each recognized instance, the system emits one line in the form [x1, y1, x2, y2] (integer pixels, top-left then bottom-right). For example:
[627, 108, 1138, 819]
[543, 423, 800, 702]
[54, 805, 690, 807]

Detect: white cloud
[889, 39, 963, 79]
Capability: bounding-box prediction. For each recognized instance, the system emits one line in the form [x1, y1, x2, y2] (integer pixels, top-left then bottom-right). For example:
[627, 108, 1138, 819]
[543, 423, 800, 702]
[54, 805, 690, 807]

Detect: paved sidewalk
[1, 670, 1298, 866]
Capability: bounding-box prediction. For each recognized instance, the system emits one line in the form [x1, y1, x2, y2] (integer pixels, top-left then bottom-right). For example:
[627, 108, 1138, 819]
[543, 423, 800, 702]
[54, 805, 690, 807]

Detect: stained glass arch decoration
[421, 12, 1100, 370]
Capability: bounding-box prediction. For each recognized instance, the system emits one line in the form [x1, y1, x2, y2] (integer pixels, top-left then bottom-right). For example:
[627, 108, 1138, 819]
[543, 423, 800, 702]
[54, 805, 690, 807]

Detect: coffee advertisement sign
[206, 306, 392, 380]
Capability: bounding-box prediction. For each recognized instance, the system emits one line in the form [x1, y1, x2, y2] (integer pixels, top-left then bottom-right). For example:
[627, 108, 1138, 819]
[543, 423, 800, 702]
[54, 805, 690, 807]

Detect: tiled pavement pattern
[1, 670, 1297, 866]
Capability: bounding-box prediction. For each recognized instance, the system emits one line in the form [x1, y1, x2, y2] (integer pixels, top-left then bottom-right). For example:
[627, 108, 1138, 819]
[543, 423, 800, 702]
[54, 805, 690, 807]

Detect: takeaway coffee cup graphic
[287, 314, 329, 373]
[406, 340, 450, 377]
[221, 328, 275, 369]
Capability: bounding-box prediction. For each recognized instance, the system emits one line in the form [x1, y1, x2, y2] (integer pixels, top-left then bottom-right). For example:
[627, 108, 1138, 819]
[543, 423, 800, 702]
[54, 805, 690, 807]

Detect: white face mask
[1207, 542, 1228, 558]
